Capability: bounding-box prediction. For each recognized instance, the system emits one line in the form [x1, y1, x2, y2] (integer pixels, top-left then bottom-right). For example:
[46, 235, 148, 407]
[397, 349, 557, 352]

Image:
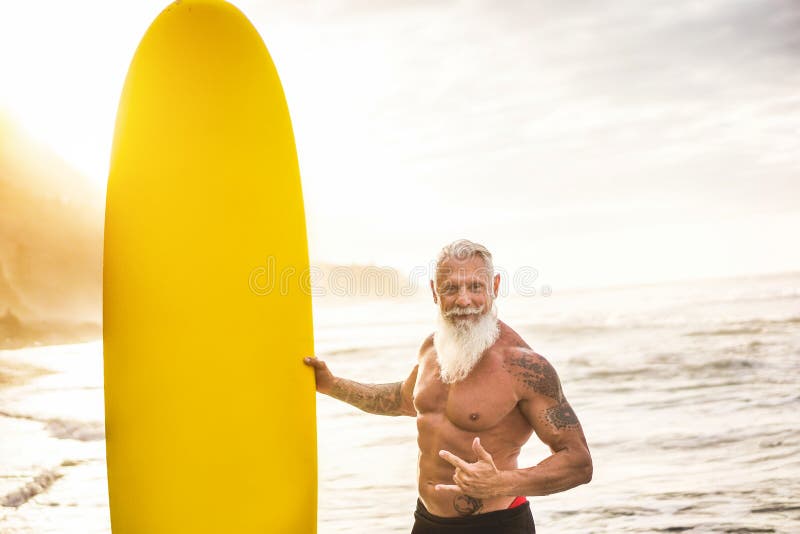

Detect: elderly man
[304, 239, 592, 533]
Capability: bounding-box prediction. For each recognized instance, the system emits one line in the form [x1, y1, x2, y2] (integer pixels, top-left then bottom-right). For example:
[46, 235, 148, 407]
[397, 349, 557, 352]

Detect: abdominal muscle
[416, 413, 527, 517]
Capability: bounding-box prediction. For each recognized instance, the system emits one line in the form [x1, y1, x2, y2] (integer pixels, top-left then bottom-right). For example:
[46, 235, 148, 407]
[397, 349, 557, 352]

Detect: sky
[1, 0, 798, 291]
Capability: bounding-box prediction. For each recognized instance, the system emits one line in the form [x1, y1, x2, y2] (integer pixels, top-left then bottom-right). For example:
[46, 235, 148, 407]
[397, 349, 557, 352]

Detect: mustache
[444, 306, 484, 317]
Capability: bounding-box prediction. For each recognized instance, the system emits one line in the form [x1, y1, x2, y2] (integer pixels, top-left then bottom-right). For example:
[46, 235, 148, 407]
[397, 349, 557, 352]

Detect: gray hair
[434, 239, 495, 280]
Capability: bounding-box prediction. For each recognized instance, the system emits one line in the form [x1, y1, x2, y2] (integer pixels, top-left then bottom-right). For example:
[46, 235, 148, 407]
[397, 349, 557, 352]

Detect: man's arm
[303, 356, 417, 417]
[501, 350, 593, 495]
[436, 350, 592, 498]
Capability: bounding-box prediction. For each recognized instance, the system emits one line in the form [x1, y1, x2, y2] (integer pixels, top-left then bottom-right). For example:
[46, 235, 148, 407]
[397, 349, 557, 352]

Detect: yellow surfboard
[102, 1, 316, 532]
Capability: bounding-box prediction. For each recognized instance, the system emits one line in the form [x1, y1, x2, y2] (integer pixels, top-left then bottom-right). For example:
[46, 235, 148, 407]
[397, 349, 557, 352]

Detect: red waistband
[508, 496, 528, 509]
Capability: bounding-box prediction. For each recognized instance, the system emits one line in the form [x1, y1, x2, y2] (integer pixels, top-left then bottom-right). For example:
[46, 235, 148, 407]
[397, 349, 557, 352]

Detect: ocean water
[1, 272, 799, 533]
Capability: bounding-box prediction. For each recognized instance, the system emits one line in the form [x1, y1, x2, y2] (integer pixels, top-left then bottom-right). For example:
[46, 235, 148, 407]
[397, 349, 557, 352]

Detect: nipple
[469, 413, 479, 421]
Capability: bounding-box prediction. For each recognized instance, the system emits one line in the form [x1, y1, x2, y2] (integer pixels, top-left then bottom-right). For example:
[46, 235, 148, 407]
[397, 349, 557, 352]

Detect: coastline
[0, 356, 54, 391]
[0, 339, 108, 526]
[0, 309, 100, 351]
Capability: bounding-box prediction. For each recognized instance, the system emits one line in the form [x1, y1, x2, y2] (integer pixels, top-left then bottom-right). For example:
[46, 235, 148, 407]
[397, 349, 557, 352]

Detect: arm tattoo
[505, 354, 562, 400]
[329, 378, 405, 416]
[544, 399, 580, 430]
[454, 495, 483, 516]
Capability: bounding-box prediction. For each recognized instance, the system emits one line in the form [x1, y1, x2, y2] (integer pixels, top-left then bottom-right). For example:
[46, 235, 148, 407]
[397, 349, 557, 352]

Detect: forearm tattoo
[329, 379, 404, 416]
[454, 495, 483, 516]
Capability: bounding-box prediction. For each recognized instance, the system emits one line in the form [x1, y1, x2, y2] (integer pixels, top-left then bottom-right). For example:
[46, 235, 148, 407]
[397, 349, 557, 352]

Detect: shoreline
[0, 356, 55, 389]
[0, 331, 101, 396]
[0, 318, 101, 352]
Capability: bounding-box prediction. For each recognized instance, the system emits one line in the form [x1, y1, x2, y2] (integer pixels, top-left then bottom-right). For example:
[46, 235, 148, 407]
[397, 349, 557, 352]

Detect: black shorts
[411, 498, 535, 534]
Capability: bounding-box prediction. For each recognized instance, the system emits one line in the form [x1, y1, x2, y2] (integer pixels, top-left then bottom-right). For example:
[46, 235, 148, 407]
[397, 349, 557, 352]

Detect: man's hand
[435, 437, 507, 499]
[303, 356, 336, 395]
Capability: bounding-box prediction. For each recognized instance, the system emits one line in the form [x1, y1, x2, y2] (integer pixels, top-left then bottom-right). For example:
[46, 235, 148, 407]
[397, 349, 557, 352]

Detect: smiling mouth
[446, 306, 483, 317]
[449, 312, 479, 321]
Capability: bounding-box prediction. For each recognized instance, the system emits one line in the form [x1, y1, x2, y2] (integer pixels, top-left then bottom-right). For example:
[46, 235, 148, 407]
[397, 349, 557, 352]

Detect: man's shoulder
[418, 332, 435, 359]
[494, 322, 539, 362]
[499, 346, 563, 401]
[499, 345, 551, 368]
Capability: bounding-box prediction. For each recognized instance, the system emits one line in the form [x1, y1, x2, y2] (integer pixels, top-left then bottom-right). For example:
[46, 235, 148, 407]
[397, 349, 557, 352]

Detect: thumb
[303, 356, 324, 368]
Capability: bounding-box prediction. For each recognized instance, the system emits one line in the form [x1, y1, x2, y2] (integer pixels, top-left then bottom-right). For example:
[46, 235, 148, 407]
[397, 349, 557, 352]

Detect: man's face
[431, 255, 499, 325]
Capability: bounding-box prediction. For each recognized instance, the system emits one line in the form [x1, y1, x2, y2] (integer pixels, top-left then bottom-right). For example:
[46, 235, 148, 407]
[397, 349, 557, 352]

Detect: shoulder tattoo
[505, 352, 562, 400]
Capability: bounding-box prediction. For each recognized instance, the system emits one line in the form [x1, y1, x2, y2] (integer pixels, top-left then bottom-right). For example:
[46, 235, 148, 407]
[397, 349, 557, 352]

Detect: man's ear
[430, 279, 438, 303]
[492, 273, 501, 297]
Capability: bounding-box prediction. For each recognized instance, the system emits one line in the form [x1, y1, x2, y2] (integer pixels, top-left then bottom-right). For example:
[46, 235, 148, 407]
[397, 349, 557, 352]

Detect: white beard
[433, 304, 500, 384]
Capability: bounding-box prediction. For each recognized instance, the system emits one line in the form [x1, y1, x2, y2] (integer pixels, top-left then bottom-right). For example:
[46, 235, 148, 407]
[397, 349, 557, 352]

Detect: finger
[303, 357, 325, 368]
[453, 470, 468, 487]
[472, 437, 493, 463]
[434, 484, 462, 493]
[439, 450, 471, 471]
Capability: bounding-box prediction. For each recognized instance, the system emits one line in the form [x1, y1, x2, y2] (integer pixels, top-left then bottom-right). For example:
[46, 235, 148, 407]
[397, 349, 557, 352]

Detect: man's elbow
[579, 455, 593, 485]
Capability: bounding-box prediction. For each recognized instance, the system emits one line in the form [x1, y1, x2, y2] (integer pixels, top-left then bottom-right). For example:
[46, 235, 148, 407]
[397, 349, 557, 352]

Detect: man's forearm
[328, 378, 406, 416]
[501, 448, 592, 496]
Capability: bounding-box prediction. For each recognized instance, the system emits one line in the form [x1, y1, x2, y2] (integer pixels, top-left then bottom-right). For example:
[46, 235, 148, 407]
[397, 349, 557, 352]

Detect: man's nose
[455, 288, 471, 306]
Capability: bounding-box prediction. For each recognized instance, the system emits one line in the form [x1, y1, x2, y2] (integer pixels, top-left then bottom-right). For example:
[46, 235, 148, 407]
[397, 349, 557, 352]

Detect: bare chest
[413, 352, 519, 432]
